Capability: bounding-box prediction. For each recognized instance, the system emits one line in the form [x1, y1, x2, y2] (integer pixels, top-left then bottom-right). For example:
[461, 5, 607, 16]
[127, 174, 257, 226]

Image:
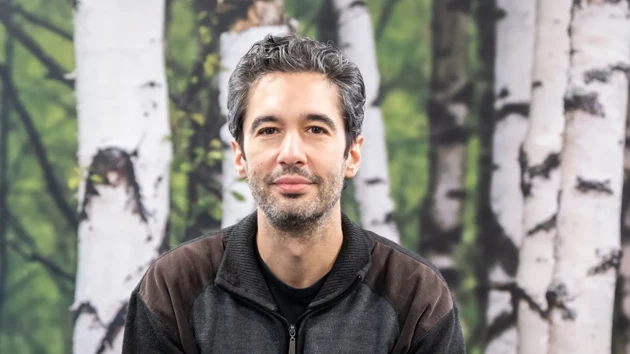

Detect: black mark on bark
[365, 177, 385, 185]
[446, 189, 467, 200]
[437, 126, 470, 145]
[575, 177, 613, 194]
[530, 153, 561, 179]
[527, 214, 557, 236]
[141, 81, 162, 89]
[452, 81, 474, 105]
[96, 303, 128, 354]
[498, 87, 510, 99]
[532, 81, 542, 88]
[72, 301, 103, 324]
[519, 147, 532, 198]
[490, 281, 548, 319]
[349, 0, 365, 8]
[546, 281, 576, 320]
[496, 103, 530, 121]
[565, 92, 605, 117]
[79, 147, 150, 223]
[588, 248, 622, 275]
[494, 7, 507, 20]
[584, 69, 611, 84]
[485, 310, 516, 345]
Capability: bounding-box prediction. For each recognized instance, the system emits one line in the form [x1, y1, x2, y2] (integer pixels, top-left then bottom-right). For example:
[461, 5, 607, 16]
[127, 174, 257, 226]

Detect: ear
[231, 139, 248, 179]
[344, 135, 363, 178]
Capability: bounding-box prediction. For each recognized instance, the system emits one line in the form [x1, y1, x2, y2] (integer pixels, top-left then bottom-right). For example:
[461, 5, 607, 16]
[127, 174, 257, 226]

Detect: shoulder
[137, 226, 233, 322]
[363, 231, 455, 336]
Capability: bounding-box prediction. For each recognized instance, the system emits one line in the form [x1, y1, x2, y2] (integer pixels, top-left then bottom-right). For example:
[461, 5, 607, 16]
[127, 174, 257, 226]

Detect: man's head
[227, 33, 365, 234]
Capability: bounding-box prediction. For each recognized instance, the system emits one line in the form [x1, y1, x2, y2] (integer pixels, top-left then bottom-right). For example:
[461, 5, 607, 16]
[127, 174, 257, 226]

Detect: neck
[256, 204, 343, 289]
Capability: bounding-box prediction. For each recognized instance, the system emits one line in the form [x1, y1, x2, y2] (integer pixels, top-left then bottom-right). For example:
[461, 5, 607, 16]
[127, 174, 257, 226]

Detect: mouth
[272, 175, 313, 194]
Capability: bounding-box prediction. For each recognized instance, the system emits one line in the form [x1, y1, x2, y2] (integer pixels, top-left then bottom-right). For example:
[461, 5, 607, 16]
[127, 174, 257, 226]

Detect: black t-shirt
[255, 244, 329, 325]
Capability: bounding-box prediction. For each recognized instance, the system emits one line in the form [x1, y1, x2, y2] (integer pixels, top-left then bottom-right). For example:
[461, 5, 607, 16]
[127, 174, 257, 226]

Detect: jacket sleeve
[122, 285, 186, 354]
[409, 303, 466, 354]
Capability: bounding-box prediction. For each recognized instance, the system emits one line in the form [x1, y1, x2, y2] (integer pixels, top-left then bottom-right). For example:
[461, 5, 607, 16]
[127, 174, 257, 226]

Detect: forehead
[243, 72, 343, 129]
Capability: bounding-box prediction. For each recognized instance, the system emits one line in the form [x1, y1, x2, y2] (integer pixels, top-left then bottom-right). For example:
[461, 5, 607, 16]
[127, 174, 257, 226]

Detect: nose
[277, 132, 307, 167]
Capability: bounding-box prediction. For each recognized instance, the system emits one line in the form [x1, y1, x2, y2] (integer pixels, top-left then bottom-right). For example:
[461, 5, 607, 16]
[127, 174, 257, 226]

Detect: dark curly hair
[226, 32, 366, 159]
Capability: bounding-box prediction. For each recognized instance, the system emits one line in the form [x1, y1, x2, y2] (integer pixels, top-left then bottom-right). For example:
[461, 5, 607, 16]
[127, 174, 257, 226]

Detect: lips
[273, 175, 313, 193]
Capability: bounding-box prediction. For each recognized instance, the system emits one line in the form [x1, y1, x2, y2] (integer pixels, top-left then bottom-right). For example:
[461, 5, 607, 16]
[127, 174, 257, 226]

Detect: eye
[309, 126, 328, 134]
[258, 127, 277, 135]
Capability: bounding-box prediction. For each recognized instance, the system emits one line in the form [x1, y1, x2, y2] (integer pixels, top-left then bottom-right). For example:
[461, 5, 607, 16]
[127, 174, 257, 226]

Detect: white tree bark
[485, 1, 536, 353]
[515, 1, 571, 353]
[218, 1, 292, 228]
[71, 1, 172, 353]
[548, 2, 630, 354]
[620, 123, 630, 353]
[330, 0, 400, 243]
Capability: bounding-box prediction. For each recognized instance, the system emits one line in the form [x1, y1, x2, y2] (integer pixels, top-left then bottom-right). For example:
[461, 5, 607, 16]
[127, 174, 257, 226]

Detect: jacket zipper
[289, 275, 363, 354]
[288, 324, 296, 354]
[218, 274, 363, 354]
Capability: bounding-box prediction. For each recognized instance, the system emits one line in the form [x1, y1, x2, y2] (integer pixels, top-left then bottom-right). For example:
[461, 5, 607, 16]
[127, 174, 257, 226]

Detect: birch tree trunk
[547, 2, 630, 353]
[418, 0, 470, 288]
[485, 1, 536, 353]
[514, 1, 571, 353]
[71, 1, 172, 353]
[618, 117, 630, 353]
[219, 0, 293, 228]
[329, 0, 400, 243]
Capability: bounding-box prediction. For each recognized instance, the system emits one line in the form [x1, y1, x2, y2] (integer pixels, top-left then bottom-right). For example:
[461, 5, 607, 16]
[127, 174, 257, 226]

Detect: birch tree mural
[219, 0, 293, 228]
[548, 2, 630, 353]
[514, 1, 571, 353]
[328, 0, 400, 243]
[71, 1, 172, 353]
[418, 0, 470, 288]
[484, 1, 536, 353]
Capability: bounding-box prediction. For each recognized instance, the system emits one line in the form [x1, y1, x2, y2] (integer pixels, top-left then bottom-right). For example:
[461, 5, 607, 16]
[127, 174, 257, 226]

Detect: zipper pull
[288, 324, 296, 354]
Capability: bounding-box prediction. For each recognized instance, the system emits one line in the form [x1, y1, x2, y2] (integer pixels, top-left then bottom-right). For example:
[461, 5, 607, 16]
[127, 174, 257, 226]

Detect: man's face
[232, 72, 363, 234]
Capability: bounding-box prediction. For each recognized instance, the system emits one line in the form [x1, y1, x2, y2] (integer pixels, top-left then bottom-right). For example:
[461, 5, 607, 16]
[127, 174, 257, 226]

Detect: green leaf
[190, 113, 205, 125]
[206, 150, 223, 162]
[196, 11, 208, 21]
[179, 127, 195, 137]
[203, 54, 219, 77]
[180, 162, 192, 173]
[89, 174, 103, 184]
[209, 138, 222, 149]
[231, 190, 245, 201]
[211, 202, 223, 220]
[198, 26, 211, 45]
[67, 176, 80, 190]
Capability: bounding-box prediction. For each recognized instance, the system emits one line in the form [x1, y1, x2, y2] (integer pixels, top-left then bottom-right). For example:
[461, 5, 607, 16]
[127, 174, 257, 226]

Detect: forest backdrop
[1, 0, 630, 353]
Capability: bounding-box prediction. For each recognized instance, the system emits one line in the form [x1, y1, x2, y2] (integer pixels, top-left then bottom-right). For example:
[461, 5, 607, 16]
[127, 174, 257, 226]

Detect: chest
[190, 285, 400, 354]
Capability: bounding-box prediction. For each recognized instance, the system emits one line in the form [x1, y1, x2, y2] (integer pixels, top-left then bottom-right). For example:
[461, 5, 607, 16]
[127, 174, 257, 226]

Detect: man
[122, 33, 465, 354]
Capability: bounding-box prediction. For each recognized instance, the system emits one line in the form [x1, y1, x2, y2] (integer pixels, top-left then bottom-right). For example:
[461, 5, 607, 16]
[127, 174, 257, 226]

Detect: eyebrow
[249, 113, 338, 135]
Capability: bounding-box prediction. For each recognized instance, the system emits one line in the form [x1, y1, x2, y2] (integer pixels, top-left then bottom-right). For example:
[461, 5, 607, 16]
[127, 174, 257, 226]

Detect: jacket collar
[215, 211, 372, 312]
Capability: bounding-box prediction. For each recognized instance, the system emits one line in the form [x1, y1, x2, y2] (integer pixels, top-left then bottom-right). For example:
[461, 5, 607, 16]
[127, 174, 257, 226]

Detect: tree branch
[6, 211, 74, 283]
[8, 241, 75, 283]
[0, 65, 79, 230]
[0, 4, 73, 88]
[9, 3, 73, 41]
[374, 0, 402, 41]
